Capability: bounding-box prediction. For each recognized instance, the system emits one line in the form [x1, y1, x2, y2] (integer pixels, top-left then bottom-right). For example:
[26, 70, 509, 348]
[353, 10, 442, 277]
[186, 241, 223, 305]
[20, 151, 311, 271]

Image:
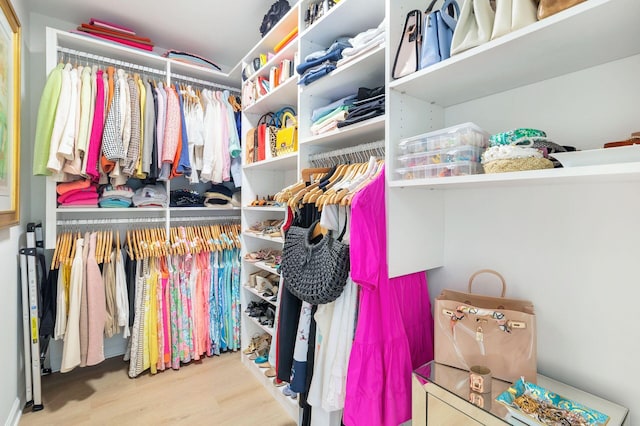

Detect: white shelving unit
[43, 27, 242, 248]
[385, 0, 640, 413]
[239, 4, 299, 419]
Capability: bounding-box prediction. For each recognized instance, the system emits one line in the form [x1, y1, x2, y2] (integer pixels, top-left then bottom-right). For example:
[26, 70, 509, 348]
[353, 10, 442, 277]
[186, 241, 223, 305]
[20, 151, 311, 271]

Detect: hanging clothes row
[270, 142, 434, 426]
[33, 54, 243, 187]
[49, 222, 242, 378]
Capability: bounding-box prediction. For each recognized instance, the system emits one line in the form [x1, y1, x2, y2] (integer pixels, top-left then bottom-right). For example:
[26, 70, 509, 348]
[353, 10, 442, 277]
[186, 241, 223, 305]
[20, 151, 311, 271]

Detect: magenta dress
[343, 167, 434, 426]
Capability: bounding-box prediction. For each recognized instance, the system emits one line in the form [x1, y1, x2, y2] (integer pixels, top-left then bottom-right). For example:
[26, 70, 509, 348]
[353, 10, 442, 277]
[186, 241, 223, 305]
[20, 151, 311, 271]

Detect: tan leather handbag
[537, 0, 586, 19]
[434, 269, 537, 383]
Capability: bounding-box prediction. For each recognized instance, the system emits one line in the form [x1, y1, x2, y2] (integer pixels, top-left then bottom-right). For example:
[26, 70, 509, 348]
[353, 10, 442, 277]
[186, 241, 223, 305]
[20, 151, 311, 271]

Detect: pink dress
[343, 167, 434, 426]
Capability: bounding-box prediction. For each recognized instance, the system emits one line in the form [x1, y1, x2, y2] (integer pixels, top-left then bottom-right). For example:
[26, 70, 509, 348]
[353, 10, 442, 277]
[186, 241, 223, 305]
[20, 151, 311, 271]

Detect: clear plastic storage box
[397, 145, 484, 168]
[395, 161, 484, 180]
[398, 123, 490, 154]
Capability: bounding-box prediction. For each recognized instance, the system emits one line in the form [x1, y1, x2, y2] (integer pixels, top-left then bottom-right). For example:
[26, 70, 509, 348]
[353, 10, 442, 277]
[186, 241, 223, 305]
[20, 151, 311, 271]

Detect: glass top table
[413, 361, 629, 425]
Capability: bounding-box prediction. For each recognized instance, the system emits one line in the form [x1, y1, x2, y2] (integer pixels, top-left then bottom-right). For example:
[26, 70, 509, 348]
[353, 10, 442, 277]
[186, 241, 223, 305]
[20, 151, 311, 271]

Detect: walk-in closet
[2, 0, 639, 425]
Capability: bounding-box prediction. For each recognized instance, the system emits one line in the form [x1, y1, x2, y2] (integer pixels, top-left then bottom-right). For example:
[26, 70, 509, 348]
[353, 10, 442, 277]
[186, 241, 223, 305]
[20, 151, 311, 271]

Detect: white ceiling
[26, 0, 275, 72]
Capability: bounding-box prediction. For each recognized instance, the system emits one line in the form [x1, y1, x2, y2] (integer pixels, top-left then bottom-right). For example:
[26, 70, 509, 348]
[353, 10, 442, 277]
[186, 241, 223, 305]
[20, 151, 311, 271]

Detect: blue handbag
[420, 0, 460, 69]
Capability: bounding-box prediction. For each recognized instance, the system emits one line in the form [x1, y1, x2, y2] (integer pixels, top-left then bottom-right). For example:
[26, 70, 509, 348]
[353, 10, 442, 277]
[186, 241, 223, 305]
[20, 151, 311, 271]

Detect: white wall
[0, 0, 30, 424]
[427, 180, 640, 418]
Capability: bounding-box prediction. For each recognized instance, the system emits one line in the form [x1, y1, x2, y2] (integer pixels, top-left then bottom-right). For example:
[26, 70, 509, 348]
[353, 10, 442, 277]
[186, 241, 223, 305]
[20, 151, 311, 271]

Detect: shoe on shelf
[254, 355, 268, 364]
[273, 378, 286, 387]
[264, 368, 276, 378]
[257, 361, 271, 368]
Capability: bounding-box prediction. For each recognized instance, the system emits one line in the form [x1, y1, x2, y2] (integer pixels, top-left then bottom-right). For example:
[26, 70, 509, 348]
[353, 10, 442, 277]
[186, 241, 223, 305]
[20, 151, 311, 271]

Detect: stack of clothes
[169, 189, 205, 207]
[57, 179, 98, 207]
[99, 185, 134, 208]
[74, 18, 154, 52]
[132, 184, 167, 208]
[309, 85, 385, 135]
[338, 20, 385, 67]
[297, 37, 352, 86]
[204, 184, 241, 208]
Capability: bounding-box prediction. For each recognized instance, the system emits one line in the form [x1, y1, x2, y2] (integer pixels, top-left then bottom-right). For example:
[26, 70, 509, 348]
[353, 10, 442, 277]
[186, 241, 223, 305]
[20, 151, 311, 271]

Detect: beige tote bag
[451, 0, 495, 55]
[434, 269, 537, 383]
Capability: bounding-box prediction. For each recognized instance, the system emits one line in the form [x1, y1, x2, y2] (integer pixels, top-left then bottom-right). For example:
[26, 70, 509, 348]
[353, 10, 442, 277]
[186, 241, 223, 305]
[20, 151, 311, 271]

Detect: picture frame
[0, 0, 19, 228]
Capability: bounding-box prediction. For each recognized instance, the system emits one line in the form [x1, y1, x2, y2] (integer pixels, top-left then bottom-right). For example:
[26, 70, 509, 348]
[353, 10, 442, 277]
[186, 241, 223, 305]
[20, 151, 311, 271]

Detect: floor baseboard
[5, 398, 22, 426]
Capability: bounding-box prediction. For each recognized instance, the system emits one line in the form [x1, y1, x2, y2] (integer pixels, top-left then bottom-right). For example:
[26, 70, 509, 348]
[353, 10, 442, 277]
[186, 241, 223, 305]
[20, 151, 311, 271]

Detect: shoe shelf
[242, 232, 284, 244]
[244, 259, 280, 276]
[241, 353, 299, 420]
[243, 311, 274, 336]
[243, 284, 277, 307]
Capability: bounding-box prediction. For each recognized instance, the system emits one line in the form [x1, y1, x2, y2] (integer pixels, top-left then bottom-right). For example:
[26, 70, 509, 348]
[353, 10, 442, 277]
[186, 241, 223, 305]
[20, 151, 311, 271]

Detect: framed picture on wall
[0, 0, 19, 228]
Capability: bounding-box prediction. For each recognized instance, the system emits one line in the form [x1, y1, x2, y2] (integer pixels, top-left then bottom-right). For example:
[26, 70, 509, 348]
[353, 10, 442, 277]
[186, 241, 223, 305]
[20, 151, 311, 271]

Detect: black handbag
[282, 219, 349, 305]
[260, 0, 291, 37]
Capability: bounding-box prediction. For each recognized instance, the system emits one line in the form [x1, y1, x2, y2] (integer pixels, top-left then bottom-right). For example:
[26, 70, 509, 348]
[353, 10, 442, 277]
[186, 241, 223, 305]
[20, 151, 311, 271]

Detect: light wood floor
[20, 352, 296, 426]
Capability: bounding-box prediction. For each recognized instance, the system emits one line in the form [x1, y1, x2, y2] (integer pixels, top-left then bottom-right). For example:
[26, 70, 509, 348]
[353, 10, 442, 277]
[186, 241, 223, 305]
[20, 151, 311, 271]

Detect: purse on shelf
[282, 218, 350, 305]
[267, 107, 296, 158]
[392, 9, 422, 79]
[491, 0, 538, 40]
[421, 0, 460, 69]
[537, 0, 585, 19]
[434, 269, 537, 383]
[256, 112, 274, 162]
[245, 126, 258, 164]
[451, 0, 495, 55]
[276, 110, 298, 155]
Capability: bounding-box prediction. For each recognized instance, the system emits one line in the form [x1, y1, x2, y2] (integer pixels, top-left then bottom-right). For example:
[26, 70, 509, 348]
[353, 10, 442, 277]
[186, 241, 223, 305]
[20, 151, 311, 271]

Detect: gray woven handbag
[281, 219, 349, 305]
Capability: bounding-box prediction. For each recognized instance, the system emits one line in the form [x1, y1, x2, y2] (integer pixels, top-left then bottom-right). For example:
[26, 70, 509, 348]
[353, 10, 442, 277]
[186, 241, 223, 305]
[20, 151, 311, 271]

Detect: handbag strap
[280, 111, 297, 128]
[257, 112, 274, 126]
[468, 269, 506, 297]
[337, 205, 348, 242]
[440, 0, 460, 30]
[425, 0, 438, 13]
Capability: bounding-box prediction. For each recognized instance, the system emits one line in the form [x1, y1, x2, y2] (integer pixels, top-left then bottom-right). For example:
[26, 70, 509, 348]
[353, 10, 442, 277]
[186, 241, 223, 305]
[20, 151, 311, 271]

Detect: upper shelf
[51, 28, 240, 89]
[245, 40, 298, 83]
[388, 162, 640, 189]
[300, 44, 385, 100]
[242, 2, 300, 65]
[299, 0, 384, 47]
[388, 0, 640, 107]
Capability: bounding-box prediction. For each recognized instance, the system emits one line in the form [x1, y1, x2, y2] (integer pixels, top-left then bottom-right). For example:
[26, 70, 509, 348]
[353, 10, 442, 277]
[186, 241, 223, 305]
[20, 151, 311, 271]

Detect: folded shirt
[101, 184, 134, 199]
[337, 107, 385, 128]
[133, 184, 168, 207]
[346, 20, 385, 49]
[170, 189, 205, 207]
[304, 37, 352, 62]
[338, 35, 385, 67]
[311, 94, 357, 122]
[99, 198, 132, 208]
[58, 200, 99, 207]
[57, 187, 98, 204]
[298, 63, 337, 86]
[203, 192, 241, 207]
[297, 39, 351, 75]
[311, 109, 349, 135]
[56, 179, 91, 195]
[311, 119, 341, 135]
